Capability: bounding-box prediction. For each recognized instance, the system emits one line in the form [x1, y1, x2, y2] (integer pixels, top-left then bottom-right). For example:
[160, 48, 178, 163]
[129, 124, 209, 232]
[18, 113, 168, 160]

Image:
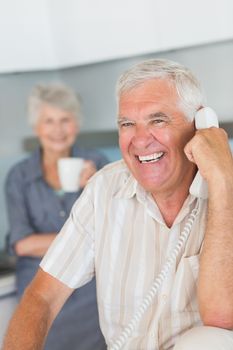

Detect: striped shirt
[40, 160, 206, 349]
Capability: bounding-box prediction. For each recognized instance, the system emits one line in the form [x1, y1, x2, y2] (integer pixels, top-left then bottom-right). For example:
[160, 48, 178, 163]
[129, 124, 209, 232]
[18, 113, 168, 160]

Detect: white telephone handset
[189, 107, 219, 199]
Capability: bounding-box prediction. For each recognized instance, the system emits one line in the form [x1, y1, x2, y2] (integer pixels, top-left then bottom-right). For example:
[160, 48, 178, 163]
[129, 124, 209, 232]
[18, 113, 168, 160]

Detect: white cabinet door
[0, 0, 233, 72]
[154, 0, 233, 51]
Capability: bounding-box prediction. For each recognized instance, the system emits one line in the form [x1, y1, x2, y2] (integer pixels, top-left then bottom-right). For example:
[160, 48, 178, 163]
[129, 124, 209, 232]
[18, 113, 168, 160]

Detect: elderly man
[3, 59, 233, 350]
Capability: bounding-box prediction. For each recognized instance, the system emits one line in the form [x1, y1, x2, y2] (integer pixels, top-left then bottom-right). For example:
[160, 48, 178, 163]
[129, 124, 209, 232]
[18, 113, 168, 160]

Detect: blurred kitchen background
[0, 0, 233, 344]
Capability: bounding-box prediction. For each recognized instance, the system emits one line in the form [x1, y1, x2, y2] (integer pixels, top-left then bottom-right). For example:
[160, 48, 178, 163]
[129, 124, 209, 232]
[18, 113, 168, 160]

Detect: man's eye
[151, 118, 166, 126]
[153, 119, 164, 123]
[119, 122, 134, 128]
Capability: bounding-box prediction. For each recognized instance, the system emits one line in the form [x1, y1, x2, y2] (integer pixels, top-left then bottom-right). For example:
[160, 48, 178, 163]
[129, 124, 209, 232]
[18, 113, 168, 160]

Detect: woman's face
[34, 103, 79, 155]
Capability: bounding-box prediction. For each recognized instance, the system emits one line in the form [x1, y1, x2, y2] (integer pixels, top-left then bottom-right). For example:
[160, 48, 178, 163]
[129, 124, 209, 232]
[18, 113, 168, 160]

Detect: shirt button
[59, 210, 66, 217]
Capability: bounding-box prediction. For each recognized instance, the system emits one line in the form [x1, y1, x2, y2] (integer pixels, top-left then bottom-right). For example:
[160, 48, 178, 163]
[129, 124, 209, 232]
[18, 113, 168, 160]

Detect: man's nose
[132, 125, 154, 148]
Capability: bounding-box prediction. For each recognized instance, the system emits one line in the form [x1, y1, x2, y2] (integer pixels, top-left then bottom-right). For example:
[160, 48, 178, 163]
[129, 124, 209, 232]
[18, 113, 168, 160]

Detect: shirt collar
[114, 169, 204, 225]
[114, 169, 156, 202]
[172, 194, 200, 226]
[114, 171, 199, 202]
[114, 172, 138, 199]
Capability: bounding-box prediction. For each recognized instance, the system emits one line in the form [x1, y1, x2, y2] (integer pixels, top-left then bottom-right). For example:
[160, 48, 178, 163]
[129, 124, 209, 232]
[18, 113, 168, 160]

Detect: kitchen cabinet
[0, 0, 233, 73]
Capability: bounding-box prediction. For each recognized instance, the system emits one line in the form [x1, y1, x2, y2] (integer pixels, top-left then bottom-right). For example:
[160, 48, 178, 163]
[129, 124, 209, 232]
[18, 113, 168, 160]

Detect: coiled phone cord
[109, 203, 199, 350]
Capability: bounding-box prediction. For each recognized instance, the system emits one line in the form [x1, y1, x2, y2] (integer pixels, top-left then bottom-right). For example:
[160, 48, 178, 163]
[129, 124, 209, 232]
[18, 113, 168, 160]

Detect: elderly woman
[5, 83, 108, 349]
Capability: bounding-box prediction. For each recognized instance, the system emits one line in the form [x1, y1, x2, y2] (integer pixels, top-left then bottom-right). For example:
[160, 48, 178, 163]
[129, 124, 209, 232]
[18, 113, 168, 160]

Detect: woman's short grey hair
[116, 58, 205, 121]
[28, 83, 82, 126]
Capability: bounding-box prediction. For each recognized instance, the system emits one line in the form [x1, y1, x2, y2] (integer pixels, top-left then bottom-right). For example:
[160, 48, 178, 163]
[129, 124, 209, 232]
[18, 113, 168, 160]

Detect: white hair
[116, 58, 205, 121]
[28, 83, 82, 126]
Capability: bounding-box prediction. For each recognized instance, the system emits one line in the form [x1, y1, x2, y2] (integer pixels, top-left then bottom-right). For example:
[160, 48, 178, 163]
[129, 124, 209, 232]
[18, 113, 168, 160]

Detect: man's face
[118, 79, 196, 198]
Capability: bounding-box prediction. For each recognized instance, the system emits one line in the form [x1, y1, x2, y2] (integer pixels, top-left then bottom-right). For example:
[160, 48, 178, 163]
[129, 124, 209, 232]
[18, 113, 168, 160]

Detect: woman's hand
[79, 160, 97, 188]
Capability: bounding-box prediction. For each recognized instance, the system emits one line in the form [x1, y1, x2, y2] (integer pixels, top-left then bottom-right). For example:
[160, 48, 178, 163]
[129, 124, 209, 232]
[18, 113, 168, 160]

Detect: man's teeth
[138, 152, 164, 163]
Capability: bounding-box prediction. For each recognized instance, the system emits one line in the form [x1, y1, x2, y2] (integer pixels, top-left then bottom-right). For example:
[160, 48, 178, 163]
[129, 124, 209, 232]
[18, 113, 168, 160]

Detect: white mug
[58, 157, 84, 192]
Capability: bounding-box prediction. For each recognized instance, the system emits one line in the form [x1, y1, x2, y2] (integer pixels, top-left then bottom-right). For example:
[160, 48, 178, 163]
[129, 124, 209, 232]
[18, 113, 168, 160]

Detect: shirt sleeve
[5, 166, 35, 253]
[40, 184, 95, 289]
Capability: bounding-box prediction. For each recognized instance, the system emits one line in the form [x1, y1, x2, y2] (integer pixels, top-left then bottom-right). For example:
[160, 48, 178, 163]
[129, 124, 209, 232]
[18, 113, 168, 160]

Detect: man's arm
[185, 127, 233, 329]
[2, 268, 74, 349]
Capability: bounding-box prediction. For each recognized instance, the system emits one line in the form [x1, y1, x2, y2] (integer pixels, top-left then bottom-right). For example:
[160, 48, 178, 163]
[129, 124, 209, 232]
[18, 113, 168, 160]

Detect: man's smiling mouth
[138, 152, 164, 163]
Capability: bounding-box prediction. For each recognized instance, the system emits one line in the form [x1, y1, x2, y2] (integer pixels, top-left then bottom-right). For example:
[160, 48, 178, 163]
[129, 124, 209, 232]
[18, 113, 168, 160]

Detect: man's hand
[184, 127, 233, 190]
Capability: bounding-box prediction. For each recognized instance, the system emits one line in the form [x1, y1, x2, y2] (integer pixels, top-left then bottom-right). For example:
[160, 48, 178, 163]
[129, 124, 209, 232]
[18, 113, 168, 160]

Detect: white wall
[153, 0, 233, 50]
[47, 0, 162, 67]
